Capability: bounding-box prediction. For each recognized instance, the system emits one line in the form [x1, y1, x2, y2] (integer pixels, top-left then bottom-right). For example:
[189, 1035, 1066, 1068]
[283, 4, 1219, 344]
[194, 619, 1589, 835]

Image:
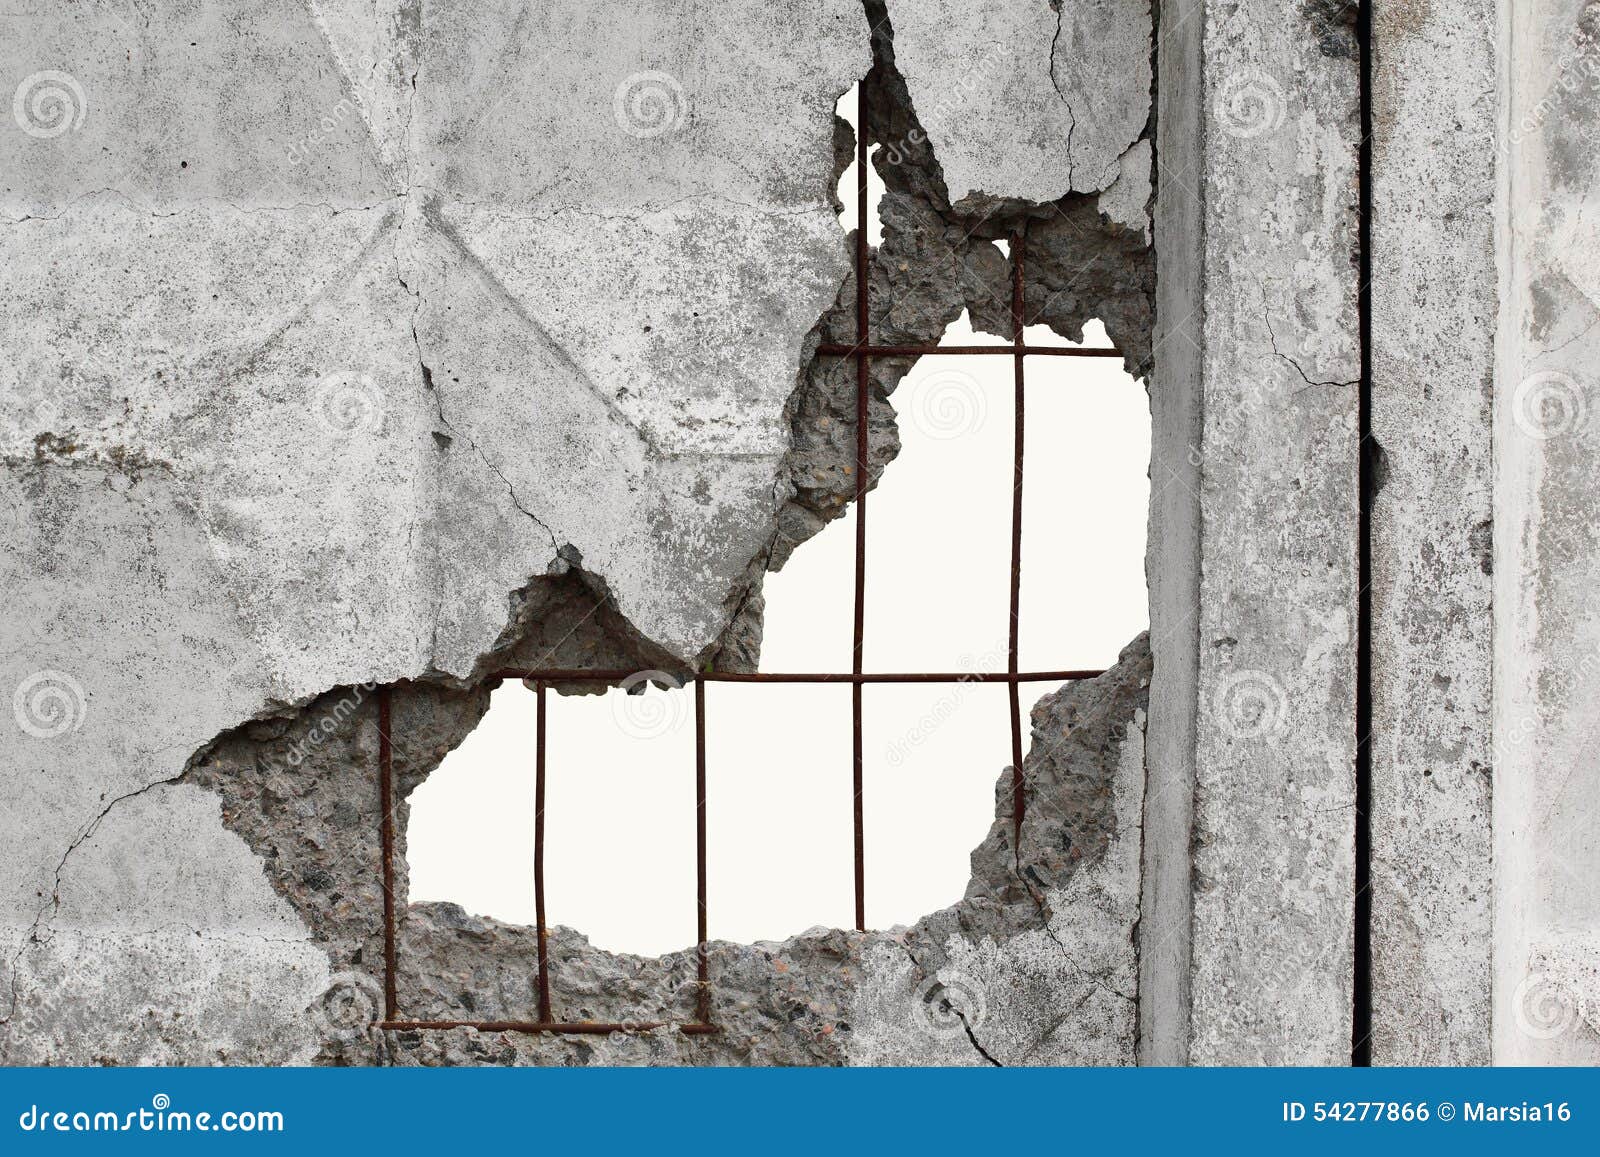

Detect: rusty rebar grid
[376, 78, 1103, 1039]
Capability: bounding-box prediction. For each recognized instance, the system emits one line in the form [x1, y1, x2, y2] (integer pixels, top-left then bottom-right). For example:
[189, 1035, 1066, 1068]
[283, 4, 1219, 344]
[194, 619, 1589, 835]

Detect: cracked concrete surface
[2, 0, 1157, 1065]
[10, 0, 1594, 1072]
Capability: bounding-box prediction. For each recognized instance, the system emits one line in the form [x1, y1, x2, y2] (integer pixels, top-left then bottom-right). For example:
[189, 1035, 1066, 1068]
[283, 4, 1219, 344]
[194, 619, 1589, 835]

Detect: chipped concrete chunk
[883, 0, 1151, 205]
[1, 0, 869, 674]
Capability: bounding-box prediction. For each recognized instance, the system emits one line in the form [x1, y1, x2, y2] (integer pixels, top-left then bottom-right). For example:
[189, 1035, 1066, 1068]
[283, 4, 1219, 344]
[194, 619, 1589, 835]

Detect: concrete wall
[1145, 0, 1362, 1065]
[5, 0, 1600, 1067]
[1369, 0, 1497, 1065]
[1494, 0, 1600, 1065]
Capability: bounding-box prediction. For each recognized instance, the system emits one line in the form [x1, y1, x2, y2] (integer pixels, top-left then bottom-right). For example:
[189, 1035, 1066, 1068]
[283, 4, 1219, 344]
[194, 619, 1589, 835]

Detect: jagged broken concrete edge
[184, 626, 1149, 1067]
[1, 0, 1156, 1065]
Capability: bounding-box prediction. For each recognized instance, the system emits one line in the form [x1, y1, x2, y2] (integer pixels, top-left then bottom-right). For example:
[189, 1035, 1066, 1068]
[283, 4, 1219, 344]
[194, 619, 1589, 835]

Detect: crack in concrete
[1260, 281, 1360, 390]
[1049, 0, 1078, 191]
[2, 772, 186, 1024]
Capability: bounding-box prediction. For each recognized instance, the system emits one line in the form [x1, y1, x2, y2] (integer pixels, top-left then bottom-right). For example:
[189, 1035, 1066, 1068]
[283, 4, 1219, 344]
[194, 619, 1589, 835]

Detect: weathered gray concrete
[1157, 0, 1363, 1065]
[1368, 0, 1497, 1066]
[1138, 0, 1204, 1067]
[17, 0, 1600, 1072]
[1494, 0, 1600, 1065]
[2, 1, 1157, 1065]
[883, 0, 1151, 206]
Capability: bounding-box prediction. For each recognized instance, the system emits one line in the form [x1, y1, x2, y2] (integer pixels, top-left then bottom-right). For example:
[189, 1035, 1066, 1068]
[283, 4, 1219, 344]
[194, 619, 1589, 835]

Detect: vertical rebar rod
[1008, 233, 1028, 861]
[534, 682, 552, 1024]
[694, 677, 710, 1024]
[851, 81, 870, 934]
[378, 685, 398, 1021]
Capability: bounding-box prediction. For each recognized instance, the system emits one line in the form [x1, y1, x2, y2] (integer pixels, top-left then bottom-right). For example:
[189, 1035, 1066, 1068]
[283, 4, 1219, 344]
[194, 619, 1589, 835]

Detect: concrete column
[1368, 0, 1497, 1065]
[1146, 0, 1362, 1064]
[1138, 0, 1203, 1067]
[1494, 0, 1600, 1066]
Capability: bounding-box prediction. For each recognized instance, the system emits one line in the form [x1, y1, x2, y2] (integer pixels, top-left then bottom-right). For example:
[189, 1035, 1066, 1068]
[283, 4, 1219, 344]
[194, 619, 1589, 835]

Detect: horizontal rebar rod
[489, 669, 1105, 685]
[817, 343, 1123, 359]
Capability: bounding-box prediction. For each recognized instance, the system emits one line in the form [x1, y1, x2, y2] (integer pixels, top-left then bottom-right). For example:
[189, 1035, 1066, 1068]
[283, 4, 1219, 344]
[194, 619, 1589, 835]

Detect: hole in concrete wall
[704, 684, 856, 940]
[407, 678, 699, 958]
[407, 309, 1149, 949]
[835, 81, 885, 246]
[405, 682, 537, 927]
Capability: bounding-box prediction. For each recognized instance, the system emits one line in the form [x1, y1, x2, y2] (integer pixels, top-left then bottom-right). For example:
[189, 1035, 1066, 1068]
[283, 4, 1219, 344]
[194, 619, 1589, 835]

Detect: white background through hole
[405, 87, 1151, 956]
